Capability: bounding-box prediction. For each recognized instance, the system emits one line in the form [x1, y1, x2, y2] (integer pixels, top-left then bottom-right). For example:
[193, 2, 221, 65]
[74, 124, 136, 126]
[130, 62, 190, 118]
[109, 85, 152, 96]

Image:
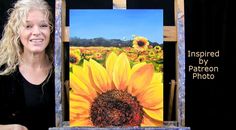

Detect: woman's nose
[32, 26, 41, 35]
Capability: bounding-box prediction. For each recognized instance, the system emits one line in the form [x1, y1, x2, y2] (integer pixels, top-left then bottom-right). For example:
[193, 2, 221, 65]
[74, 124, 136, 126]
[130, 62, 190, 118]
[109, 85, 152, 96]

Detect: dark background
[185, 0, 235, 129]
[1, 0, 235, 130]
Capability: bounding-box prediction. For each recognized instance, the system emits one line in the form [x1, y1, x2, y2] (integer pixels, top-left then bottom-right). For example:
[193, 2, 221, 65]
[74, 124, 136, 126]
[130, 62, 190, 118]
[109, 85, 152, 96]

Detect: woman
[0, 0, 55, 130]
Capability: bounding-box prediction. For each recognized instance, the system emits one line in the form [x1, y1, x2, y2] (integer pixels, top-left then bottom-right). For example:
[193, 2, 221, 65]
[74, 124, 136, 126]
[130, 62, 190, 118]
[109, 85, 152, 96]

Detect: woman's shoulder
[0, 69, 19, 88]
[0, 73, 11, 82]
[0, 69, 21, 100]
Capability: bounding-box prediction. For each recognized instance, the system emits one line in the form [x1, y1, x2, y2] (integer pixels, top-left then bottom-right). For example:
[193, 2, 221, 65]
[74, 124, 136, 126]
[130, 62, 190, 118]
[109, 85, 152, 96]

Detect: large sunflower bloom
[132, 36, 150, 52]
[70, 52, 163, 127]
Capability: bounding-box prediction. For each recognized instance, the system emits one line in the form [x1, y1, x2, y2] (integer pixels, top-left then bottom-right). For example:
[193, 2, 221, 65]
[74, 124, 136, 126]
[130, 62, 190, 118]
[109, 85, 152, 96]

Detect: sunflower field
[69, 36, 164, 127]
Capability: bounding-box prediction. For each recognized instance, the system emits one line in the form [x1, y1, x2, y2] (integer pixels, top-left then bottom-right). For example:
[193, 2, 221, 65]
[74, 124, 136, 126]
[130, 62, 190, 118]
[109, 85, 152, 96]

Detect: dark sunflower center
[137, 41, 145, 47]
[139, 57, 145, 62]
[90, 90, 143, 127]
[70, 56, 77, 64]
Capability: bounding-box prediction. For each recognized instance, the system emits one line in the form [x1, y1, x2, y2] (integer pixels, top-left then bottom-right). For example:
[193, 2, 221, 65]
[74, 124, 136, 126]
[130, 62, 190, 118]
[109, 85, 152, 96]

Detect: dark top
[0, 67, 55, 130]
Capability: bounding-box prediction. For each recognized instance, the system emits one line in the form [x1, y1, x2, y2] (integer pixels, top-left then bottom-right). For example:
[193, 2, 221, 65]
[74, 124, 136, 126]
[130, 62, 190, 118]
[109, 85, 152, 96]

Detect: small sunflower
[70, 52, 163, 127]
[132, 36, 150, 52]
[148, 50, 156, 58]
[136, 55, 147, 63]
[154, 46, 162, 52]
[94, 52, 103, 60]
[70, 49, 81, 65]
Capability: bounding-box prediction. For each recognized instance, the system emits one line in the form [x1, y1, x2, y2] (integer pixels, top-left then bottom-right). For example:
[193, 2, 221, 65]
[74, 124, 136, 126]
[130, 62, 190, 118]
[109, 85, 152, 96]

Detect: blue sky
[70, 9, 163, 44]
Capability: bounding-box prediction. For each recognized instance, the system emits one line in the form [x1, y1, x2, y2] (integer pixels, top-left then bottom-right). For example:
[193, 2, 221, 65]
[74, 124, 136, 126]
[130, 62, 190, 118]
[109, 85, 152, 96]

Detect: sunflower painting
[69, 9, 163, 127]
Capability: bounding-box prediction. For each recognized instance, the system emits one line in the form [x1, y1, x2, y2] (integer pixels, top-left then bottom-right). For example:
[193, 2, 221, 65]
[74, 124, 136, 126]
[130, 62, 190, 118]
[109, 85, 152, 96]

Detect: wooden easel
[54, 0, 185, 127]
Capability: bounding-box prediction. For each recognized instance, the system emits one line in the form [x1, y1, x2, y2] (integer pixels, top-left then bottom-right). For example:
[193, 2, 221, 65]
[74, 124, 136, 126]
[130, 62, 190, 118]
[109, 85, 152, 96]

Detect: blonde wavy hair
[0, 0, 54, 75]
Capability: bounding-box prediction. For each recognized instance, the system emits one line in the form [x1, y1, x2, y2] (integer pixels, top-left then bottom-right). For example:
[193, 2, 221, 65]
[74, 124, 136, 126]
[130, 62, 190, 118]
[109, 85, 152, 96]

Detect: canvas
[69, 9, 164, 127]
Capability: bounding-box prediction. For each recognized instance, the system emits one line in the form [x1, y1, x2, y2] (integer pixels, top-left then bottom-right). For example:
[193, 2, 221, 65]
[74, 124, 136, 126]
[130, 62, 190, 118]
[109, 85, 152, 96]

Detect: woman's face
[19, 9, 50, 54]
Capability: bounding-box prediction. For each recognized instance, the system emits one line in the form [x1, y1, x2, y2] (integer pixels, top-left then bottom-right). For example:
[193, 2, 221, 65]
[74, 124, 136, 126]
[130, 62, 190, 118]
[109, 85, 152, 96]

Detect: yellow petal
[70, 72, 90, 95]
[70, 92, 91, 105]
[70, 96, 90, 118]
[70, 108, 81, 114]
[70, 100, 90, 110]
[141, 114, 163, 126]
[137, 73, 163, 109]
[70, 112, 78, 119]
[70, 101, 90, 117]
[127, 62, 146, 94]
[70, 107, 89, 116]
[138, 85, 163, 109]
[113, 52, 131, 91]
[70, 117, 92, 127]
[154, 72, 163, 83]
[129, 62, 147, 76]
[89, 59, 112, 92]
[82, 60, 90, 73]
[72, 62, 97, 100]
[70, 72, 97, 103]
[73, 64, 91, 88]
[128, 64, 154, 96]
[83, 60, 98, 96]
[143, 108, 163, 121]
[83, 60, 103, 95]
[106, 52, 118, 79]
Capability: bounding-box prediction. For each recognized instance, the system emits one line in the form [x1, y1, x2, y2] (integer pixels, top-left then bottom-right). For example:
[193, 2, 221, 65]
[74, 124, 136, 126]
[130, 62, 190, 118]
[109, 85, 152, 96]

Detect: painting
[69, 9, 163, 127]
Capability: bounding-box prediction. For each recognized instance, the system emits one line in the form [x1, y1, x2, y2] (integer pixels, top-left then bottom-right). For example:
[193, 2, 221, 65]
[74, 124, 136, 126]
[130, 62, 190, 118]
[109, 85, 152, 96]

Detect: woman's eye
[25, 25, 32, 29]
[40, 24, 49, 28]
